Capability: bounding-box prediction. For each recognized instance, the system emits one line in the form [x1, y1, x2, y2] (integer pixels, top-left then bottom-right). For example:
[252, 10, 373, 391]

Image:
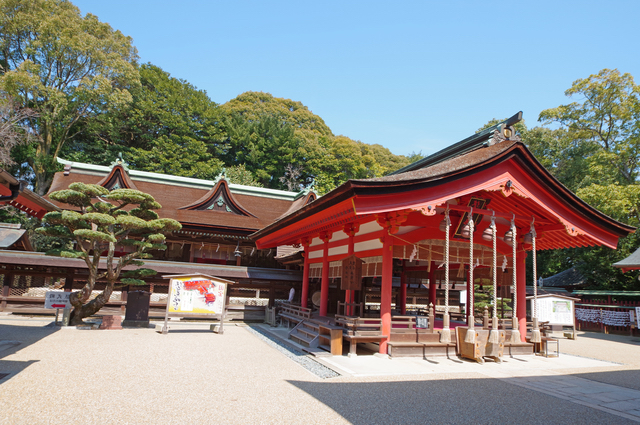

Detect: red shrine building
[0, 112, 635, 360]
[253, 112, 635, 355]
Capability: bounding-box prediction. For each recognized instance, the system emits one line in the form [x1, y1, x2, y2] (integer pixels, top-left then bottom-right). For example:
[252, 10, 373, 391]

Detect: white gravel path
[1, 316, 638, 424]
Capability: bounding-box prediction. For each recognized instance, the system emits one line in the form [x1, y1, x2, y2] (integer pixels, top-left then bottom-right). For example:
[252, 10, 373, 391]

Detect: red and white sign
[45, 291, 71, 309]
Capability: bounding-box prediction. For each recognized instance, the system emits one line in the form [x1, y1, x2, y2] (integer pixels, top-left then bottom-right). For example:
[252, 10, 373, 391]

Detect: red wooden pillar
[517, 249, 527, 342]
[428, 263, 436, 307]
[300, 238, 310, 308]
[320, 232, 330, 317]
[301, 256, 310, 309]
[400, 260, 407, 315]
[345, 224, 356, 315]
[380, 234, 393, 354]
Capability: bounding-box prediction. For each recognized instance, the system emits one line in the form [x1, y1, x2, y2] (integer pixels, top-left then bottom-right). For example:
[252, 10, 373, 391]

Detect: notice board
[161, 274, 233, 334]
[530, 295, 575, 326]
[341, 254, 363, 291]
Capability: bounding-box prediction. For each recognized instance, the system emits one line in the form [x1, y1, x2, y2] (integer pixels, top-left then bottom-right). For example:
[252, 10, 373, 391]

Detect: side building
[0, 158, 316, 316]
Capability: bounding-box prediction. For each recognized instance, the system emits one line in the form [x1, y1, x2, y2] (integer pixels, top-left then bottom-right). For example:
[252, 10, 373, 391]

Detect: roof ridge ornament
[299, 178, 316, 195]
[109, 152, 129, 171]
[212, 168, 227, 186]
[488, 124, 522, 146]
[389, 111, 523, 175]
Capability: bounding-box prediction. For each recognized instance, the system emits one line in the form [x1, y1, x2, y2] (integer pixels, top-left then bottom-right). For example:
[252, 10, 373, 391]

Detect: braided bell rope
[488, 213, 500, 344]
[531, 220, 537, 317]
[440, 208, 452, 344]
[464, 208, 476, 343]
[510, 215, 521, 343]
[445, 210, 450, 313]
[491, 215, 497, 318]
[530, 218, 541, 343]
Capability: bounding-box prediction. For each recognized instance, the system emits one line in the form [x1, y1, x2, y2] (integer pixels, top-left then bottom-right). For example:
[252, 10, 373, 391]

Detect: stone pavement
[259, 323, 640, 423]
[1, 314, 640, 424]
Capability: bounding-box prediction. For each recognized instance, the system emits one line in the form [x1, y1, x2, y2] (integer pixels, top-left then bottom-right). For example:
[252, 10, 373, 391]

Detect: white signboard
[532, 296, 574, 326]
[161, 274, 233, 335]
[636, 307, 640, 328]
[168, 276, 227, 315]
[44, 291, 71, 309]
[459, 290, 467, 304]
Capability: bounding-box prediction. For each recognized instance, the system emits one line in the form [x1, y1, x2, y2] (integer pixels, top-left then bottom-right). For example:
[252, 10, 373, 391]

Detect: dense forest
[1, 0, 639, 289]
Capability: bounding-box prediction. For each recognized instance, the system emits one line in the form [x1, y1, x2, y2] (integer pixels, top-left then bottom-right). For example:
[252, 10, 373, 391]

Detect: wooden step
[296, 327, 318, 338]
[291, 332, 315, 346]
[300, 322, 319, 332]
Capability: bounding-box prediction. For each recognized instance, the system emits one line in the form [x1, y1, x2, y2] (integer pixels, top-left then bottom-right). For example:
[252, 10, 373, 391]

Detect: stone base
[122, 320, 150, 328]
[155, 324, 169, 334]
[99, 315, 123, 330]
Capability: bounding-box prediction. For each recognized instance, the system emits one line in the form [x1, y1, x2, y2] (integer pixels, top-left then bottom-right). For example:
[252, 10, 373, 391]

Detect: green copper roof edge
[573, 290, 640, 296]
[57, 157, 314, 201]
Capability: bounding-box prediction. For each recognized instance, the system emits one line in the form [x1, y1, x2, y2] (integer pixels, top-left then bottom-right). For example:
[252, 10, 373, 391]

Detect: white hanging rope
[531, 218, 542, 343]
[488, 212, 500, 345]
[444, 209, 450, 313]
[465, 207, 476, 343]
[510, 214, 521, 343]
[440, 208, 452, 343]
[491, 214, 497, 319]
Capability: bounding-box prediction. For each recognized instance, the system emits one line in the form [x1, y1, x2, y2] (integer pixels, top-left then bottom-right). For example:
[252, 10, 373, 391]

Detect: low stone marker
[100, 315, 123, 330]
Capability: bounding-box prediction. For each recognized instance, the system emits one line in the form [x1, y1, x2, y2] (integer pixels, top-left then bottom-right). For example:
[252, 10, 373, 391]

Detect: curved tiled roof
[48, 159, 317, 236]
[613, 246, 640, 271]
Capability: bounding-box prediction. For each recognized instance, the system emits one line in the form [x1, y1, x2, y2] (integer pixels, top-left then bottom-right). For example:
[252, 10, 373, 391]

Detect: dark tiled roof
[253, 139, 635, 245]
[541, 267, 587, 288]
[355, 139, 518, 185]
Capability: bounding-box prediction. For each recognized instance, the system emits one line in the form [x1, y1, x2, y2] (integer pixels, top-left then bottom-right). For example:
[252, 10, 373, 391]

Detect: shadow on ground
[0, 317, 59, 385]
[570, 369, 640, 392]
[287, 374, 637, 425]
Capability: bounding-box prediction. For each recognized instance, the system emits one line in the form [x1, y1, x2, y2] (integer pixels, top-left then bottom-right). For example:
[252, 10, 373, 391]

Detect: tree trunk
[68, 283, 115, 325]
[34, 170, 54, 196]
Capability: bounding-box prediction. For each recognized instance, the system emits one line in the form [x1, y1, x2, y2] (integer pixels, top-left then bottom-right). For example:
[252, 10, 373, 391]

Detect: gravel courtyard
[1, 315, 640, 424]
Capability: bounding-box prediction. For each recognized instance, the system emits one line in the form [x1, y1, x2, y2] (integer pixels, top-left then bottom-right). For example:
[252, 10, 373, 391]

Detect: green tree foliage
[539, 69, 640, 186]
[0, 94, 36, 167]
[471, 281, 511, 318]
[0, 204, 67, 252]
[535, 69, 640, 289]
[220, 91, 333, 140]
[0, 0, 140, 194]
[481, 80, 640, 290]
[37, 184, 181, 324]
[224, 164, 263, 187]
[218, 91, 413, 193]
[221, 112, 302, 187]
[63, 63, 224, 179]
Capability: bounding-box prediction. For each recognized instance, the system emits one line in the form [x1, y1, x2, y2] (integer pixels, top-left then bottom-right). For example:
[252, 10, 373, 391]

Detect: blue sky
[74, 0, 640, 157]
